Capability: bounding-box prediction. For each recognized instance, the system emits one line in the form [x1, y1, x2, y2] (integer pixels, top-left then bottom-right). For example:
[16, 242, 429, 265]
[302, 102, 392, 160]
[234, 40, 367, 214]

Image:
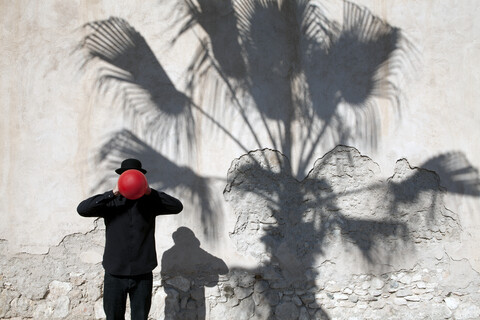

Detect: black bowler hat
[115, 158, 147, 175]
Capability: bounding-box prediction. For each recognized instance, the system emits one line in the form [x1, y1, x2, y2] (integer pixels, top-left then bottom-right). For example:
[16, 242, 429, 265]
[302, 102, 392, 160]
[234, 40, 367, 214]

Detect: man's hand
[145, 186, 152, 195]
[113, 183, 120, 196]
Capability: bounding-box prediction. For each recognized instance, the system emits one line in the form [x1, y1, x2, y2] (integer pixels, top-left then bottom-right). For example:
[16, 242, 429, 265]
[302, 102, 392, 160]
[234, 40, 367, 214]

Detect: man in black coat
[77, 158, 183, 320]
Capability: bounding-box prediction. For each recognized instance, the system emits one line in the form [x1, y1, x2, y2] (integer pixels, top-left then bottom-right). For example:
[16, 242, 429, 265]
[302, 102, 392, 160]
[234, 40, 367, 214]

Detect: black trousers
[103, 272, 153, 320]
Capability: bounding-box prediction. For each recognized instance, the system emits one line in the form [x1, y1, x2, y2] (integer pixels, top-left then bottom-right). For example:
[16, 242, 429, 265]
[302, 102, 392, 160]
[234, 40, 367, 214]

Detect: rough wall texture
[221, 147, 479, 319]
[1, 147, 479, 319]
[1, 0, 480, 319]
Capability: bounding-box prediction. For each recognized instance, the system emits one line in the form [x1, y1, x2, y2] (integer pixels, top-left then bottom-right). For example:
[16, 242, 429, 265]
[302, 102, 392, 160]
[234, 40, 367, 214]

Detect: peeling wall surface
[1, 0, 480, 319]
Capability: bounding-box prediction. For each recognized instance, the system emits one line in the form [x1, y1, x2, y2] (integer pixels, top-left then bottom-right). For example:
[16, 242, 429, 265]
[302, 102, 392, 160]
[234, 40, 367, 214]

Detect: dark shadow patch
[161, 227, 228, 319]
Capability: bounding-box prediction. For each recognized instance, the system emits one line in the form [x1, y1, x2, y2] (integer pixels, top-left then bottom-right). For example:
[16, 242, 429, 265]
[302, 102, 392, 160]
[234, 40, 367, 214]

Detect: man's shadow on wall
[161, 227, 229, 320]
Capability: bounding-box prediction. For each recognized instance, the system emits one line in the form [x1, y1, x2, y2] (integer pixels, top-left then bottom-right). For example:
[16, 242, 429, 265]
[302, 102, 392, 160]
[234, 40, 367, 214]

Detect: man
[77, 158, 183, 320]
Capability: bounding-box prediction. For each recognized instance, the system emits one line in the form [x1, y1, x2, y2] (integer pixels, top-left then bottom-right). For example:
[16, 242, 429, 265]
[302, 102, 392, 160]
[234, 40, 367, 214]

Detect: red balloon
[117, 169, 148, 200]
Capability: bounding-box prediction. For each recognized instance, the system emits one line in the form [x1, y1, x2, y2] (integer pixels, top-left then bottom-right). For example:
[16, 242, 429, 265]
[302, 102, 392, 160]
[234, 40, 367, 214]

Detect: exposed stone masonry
[2, 262, 480, 319]
[204, 264, 480, 320]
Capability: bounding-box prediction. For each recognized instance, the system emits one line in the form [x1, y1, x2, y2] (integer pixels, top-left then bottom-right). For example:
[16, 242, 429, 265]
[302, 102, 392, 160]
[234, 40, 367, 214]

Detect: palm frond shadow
[235, 0, 298, 121]
[177, 0, 298, 162]
[421, 152, 480, 196]
[385, 153, 480, 225]
[175, 0, 418, 178]
[176, 0, 259, 140]
[92, 129, 223, 239]
[80, 17, 196, 157]
[296, 0, 418, 174]
[178, 0, 247, 80]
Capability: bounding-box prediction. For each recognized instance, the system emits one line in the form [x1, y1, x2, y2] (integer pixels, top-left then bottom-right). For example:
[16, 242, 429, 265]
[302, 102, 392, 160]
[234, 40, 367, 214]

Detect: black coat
[77, 189, 183, 276]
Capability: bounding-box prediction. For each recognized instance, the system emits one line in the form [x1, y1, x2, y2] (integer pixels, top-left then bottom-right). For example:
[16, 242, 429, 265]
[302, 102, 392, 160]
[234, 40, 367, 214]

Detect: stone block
[293, 295, 303, 306]
[370, 278, 385, 290]
[190, 287, 205, 301]
[234, 286, 253, 299]
[236, 297, 255, 320]
[454, 302, 480, 320]
[275, 301, 299, 320]
[80, 250, 103, 264]
[395, 288, 412, 297]
[444, 296, 459, 310]
[94, 300, 105, 319]
[51, 296, 70, 318]
[405, 295, 420, 302]
[165, 276, 190, 292]
[254, 280, 269, 293]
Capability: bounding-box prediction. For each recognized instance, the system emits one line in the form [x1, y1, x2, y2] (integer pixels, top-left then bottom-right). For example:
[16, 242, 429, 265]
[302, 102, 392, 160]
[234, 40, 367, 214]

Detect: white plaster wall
[358, 0, 480, 273]
[0, 0, 479, 273]
[2, 1, 480, 319]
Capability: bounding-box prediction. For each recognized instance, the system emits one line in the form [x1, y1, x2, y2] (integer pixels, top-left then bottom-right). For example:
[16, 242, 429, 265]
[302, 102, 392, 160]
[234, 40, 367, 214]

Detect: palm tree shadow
[73, 4, 480, 319]
[174, 0, 418, 178]
[224, 148, 413, 318]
